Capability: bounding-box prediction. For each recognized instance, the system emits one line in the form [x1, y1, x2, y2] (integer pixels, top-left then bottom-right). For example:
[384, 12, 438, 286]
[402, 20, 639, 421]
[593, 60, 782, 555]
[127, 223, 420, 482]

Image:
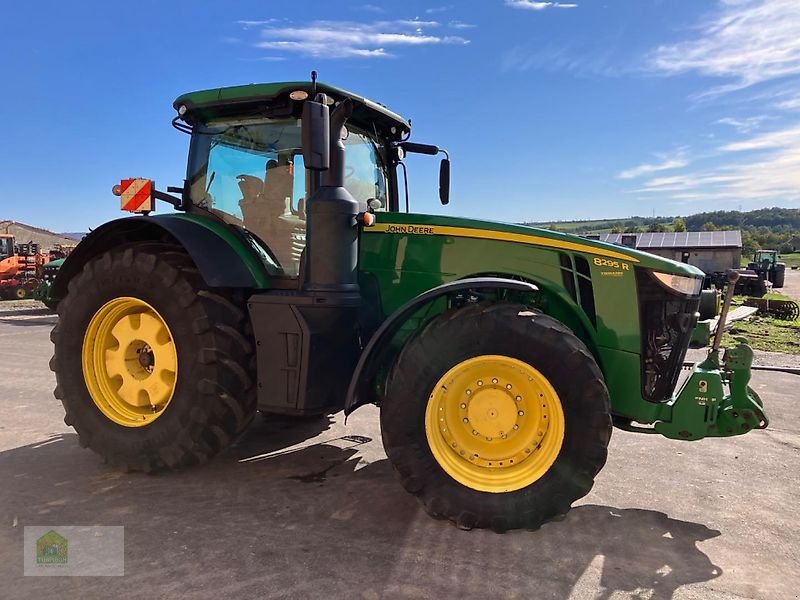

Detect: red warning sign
[119, 178, 153, 212]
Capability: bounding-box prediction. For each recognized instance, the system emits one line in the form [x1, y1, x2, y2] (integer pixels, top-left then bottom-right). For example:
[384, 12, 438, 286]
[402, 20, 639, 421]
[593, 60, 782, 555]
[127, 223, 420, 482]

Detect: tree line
[537, 207, 800, 255]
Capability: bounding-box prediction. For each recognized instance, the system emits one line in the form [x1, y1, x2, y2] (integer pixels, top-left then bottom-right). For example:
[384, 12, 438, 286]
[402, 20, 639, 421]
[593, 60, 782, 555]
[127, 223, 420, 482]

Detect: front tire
[380, 303, 612, 531]
[50, 244, 256, 472]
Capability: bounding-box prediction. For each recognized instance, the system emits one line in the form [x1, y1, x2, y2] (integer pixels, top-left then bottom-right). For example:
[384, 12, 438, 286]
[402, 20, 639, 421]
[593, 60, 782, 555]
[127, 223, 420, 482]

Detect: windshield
[187, 117, 388, 276]
[0, 237, 12, 258]
[754, 251, 775, 263]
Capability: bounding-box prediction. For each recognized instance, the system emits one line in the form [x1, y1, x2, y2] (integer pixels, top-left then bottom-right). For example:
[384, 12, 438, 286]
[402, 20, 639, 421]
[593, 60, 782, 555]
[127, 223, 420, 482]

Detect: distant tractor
[49, 76, 768, 531]
[747, 250, 785, 289]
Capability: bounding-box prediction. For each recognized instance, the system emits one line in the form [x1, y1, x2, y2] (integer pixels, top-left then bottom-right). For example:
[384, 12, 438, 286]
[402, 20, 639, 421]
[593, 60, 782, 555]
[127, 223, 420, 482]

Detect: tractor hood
[373, 213, 705, 278]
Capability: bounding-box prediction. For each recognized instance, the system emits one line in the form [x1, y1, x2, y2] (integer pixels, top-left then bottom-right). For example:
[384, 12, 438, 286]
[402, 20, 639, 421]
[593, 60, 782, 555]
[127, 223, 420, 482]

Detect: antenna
[311, 70, 318, 98]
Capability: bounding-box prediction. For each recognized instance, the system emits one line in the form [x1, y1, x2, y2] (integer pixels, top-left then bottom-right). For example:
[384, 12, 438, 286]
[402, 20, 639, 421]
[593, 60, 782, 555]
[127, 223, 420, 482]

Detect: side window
[201, 120, 307, 277]
[344, 131, 387, 210]
[193, 120, 387, 278]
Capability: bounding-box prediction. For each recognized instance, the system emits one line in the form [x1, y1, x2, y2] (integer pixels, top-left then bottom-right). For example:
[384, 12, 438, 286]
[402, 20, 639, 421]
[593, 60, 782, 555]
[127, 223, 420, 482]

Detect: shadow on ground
[1, 417, 722, 599]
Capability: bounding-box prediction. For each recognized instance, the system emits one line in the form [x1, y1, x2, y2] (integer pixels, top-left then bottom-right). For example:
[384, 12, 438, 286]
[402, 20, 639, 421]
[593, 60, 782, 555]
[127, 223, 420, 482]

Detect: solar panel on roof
[595, 230, 742, 249]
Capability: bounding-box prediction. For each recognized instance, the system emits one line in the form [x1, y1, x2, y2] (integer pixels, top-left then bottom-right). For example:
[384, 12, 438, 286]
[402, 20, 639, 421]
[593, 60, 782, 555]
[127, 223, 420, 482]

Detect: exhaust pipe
[301, 94, 361, 293]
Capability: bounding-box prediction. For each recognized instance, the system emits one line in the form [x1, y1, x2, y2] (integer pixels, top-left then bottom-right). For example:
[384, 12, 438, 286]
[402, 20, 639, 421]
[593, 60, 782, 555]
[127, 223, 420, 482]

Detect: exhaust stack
[301, 94, 361, 293]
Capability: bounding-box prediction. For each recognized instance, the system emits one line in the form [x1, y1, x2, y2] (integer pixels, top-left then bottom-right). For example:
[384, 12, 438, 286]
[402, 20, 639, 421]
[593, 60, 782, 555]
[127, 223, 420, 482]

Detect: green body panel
[159, 213, 273, 288]
[358, 212, 704, 423]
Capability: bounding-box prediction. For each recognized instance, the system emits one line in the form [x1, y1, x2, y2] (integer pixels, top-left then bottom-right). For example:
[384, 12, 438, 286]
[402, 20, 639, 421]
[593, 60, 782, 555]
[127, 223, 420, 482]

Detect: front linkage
[655, 337, 768, 440]
[655, 270, 768, 441]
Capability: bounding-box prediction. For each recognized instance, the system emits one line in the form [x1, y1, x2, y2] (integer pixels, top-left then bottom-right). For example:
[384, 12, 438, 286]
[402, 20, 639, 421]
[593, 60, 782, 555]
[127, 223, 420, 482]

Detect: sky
[2, 0, 800, 231]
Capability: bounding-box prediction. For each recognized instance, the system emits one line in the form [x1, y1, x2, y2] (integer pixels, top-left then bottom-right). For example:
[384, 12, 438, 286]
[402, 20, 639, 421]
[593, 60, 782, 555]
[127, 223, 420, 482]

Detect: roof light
[289, 90, 309, 101]
[177, 104, 187, 116]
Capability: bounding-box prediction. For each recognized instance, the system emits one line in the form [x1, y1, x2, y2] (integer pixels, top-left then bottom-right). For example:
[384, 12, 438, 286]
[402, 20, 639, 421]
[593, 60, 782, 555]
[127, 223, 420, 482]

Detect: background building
[588, 231, 742, 275]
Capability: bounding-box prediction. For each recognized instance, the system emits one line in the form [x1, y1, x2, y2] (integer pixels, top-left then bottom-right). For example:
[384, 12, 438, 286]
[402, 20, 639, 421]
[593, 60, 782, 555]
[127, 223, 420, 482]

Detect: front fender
[344, 277, 538, 416]
[52, 214, 272, 299]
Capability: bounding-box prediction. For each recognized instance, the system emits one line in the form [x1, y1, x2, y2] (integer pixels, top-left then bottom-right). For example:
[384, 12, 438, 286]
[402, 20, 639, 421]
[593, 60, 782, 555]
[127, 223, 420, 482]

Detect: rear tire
[50, 244, 256, 472]
[380, 303, 611, 531]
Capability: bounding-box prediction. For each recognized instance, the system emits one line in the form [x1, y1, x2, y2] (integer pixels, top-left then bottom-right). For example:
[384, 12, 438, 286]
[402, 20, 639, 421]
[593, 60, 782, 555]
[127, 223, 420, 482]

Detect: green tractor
[50, 76, 768, 531]
[747, 250, 786, 289]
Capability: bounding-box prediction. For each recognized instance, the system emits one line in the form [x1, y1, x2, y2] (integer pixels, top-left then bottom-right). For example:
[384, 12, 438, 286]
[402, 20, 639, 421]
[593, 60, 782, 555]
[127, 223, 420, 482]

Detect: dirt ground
[1, 306, 799, 599]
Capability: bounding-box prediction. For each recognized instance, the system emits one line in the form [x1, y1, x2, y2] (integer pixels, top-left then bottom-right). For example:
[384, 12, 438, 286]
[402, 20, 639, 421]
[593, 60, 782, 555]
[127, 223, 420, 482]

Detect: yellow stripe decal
[366, 223, 639, 263]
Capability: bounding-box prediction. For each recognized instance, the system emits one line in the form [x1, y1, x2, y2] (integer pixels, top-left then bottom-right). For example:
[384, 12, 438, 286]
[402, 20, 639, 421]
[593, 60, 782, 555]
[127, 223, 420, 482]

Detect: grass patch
[722, 314, 800, 355]
[781, 253, 800, 268]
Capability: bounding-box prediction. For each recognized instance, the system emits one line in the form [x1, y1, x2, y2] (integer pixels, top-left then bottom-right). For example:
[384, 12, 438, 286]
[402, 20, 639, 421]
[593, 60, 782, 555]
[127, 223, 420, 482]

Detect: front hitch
[653, 271, 768, 441]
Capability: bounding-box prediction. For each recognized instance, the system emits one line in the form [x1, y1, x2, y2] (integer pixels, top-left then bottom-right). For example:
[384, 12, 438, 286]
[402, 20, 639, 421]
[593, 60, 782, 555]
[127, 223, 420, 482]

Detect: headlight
[651, 271, 702, 296]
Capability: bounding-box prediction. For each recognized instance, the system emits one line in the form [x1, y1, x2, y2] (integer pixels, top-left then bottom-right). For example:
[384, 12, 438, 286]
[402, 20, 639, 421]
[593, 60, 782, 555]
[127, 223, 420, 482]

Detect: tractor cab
[754, 250, 778, 267]
[174, 82, 411, 277]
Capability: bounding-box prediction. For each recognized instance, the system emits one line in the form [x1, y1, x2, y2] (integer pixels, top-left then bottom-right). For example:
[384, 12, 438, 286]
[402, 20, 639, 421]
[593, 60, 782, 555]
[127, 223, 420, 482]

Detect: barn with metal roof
[587, 231, 742, 274]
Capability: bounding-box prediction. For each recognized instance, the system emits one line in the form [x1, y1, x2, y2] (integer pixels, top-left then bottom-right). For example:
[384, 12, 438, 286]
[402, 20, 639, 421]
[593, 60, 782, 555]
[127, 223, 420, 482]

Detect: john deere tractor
[50, 76, 768, 531]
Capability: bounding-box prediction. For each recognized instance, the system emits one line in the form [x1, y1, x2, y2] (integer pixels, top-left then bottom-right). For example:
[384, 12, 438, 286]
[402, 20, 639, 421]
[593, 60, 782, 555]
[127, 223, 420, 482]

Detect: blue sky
[2, 0, 800, 231]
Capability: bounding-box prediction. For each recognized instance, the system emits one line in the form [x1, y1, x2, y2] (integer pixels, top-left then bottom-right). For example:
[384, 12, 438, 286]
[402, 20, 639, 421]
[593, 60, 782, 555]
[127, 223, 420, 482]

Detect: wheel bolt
[462, 418, 469, 423]
[477, 380, 483, 386]
[472, 430, 478, 436]
[506, 384, 512, 390]
[513, 424, 519, 430]
[492, 378, 498, 384]
[518, 411, 524, 416]
[460, 403, 467, 409]
[466, 389, 472, 395]
[515, 395, 522, 402]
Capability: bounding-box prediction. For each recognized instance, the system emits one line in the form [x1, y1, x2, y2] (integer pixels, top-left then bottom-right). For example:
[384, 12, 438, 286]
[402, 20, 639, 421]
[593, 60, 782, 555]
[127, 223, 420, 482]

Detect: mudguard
[52, 214, 272, 298]
[344, 277, 538, 415]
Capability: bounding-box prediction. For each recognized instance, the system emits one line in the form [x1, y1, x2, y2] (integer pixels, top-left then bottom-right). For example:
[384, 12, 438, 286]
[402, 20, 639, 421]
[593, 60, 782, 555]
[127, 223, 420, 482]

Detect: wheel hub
[425, 355, 565, 493]
[82, 298, 178, 427]
[467, 389, 517, 439]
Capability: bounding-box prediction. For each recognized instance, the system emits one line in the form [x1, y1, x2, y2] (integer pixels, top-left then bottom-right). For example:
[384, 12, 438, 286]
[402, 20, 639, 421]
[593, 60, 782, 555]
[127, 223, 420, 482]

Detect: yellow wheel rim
[425, 355, 565, 493]
[82, 297, 178, 427]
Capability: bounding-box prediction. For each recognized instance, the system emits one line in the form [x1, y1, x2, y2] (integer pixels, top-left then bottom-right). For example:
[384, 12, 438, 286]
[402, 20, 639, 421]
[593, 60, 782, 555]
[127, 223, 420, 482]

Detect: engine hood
[371, 213, 705, 278]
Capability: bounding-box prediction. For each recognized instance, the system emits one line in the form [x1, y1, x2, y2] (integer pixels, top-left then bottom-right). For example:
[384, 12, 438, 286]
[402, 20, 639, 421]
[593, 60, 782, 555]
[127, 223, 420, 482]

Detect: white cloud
[616, 150, 689, 179]
[719, 122, 800, 152]
[715, 116, 771, 133]
[648, 0, 800, 96]
[505, 1, 578, 10]
[245, 19, 469, 59]
[448, 20, 476, 29]
[776, 96, 800, 110]
[617, 1, 800, 208]
[361, 4, 384, 13]
[626, 124, 800, 205]
[237, 19, 279, 28]
[426, 5, 454, 14]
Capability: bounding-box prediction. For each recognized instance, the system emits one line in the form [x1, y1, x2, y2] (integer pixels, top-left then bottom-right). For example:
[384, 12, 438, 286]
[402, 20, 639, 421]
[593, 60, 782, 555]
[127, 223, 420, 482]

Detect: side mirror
[439, 158, 450, 205]
[301, 96, 330, 171]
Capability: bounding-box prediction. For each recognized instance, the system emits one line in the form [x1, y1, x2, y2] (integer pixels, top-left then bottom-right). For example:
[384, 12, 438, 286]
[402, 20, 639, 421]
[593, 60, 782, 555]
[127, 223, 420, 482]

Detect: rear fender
[344, 277, 538, 416]
[52, 214, 273, 299]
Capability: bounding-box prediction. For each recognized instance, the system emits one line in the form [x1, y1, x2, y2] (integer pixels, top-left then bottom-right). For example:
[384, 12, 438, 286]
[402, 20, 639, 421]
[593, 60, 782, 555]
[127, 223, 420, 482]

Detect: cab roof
[173, 81, 411, 140]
